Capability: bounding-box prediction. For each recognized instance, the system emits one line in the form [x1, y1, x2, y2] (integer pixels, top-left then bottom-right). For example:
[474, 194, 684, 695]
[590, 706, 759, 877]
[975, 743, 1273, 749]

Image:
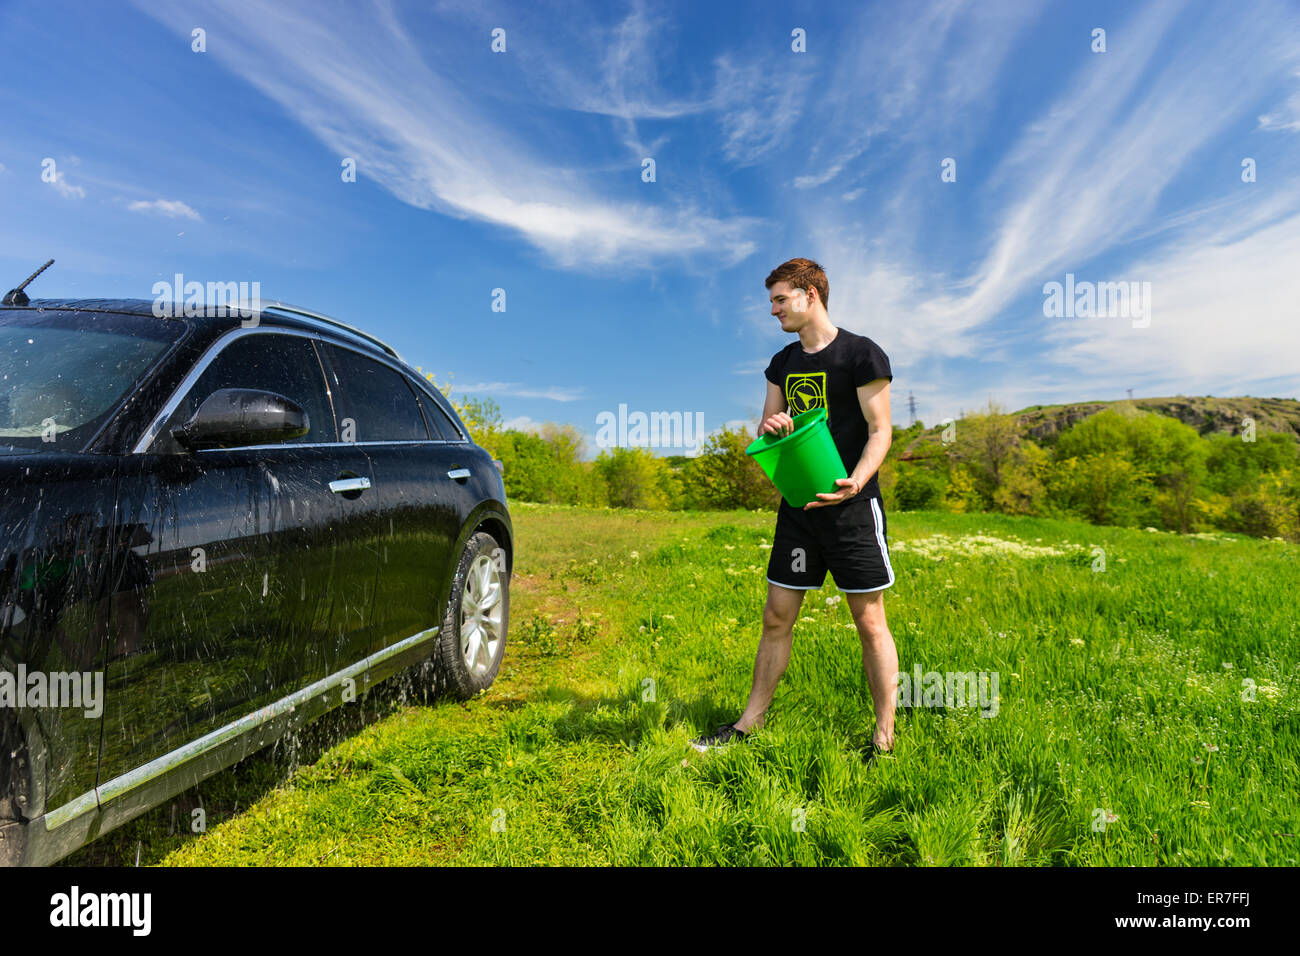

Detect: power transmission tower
[907, 391, 918, 425]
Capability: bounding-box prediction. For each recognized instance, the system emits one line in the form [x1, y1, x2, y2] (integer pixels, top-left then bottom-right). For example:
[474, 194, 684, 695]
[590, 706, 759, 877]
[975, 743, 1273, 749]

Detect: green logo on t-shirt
[785, 372, 827, 417]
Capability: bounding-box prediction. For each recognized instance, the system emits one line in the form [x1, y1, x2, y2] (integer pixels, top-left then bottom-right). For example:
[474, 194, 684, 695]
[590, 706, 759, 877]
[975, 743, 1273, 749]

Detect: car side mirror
[172, 388, 309, 451]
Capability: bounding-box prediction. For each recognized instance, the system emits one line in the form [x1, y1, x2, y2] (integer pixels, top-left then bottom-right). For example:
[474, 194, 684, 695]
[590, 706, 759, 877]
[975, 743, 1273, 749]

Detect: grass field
[63, 501, 1300, 866]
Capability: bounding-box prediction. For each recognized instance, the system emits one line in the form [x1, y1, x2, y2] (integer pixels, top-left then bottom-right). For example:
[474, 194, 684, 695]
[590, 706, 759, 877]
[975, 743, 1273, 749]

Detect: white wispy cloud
[127, 198, 201, 220]
[48, 167, 85, 199]
[1042, 195, 1300, 396]
[1259, 83, 1300, 131]
[711, 53, 815, 168]
[133, 0, 760, 270]
[500, 415, 545, 433]
[732, 358, 770, 376]
[798, 0, 1300, 415]
[455, 381, 584, 402]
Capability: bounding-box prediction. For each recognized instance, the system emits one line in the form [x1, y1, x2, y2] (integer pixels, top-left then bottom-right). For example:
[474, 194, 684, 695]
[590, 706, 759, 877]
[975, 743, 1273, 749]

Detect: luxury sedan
[0, 295, 512, 865]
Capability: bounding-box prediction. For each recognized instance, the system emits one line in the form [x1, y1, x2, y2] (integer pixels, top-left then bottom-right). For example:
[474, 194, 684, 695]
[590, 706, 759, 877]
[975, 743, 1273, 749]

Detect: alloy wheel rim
[460, 554, 503, 677]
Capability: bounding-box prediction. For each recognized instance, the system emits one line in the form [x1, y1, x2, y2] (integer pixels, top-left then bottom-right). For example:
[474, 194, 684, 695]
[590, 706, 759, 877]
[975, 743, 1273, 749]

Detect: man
[691, 258, 898, 758]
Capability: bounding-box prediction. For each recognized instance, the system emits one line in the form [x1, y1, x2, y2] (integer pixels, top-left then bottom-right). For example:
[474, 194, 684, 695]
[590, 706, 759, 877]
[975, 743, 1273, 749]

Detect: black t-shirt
[764, 327, 892, 503]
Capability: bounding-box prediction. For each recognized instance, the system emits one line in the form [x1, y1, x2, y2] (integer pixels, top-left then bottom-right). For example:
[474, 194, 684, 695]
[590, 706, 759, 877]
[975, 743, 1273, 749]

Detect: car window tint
[421, 394, 462, 440]
[162, 333, 335, 448]
[321, 344, 428, 442]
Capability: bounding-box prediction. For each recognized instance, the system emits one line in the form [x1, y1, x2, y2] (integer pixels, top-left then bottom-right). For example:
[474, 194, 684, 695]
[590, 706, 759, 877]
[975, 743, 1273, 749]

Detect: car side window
[420, 392, 463, 440]
[158, 333, 336, 451]
[320, 343, 429, 442]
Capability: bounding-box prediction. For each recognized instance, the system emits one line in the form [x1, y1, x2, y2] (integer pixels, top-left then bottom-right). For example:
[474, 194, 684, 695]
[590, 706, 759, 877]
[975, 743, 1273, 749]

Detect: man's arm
[806, 379, 892, 508]
[759, 380, 792, 437]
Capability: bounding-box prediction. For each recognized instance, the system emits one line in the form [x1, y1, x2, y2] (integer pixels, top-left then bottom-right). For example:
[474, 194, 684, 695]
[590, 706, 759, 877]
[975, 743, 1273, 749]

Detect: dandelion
[1203, 743, 1219, 752]
[799, 616, 816, 624]
[825, 595, 842, 608]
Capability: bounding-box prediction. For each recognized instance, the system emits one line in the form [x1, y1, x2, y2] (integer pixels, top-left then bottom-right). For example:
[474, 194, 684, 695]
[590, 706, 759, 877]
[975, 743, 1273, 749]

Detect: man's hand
[804, 475, 861, 509]
[760, 411, 794, 437]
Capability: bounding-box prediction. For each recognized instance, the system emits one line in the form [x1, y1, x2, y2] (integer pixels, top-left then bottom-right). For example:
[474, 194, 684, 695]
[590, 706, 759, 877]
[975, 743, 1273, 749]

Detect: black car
[0, 298, 512, 866]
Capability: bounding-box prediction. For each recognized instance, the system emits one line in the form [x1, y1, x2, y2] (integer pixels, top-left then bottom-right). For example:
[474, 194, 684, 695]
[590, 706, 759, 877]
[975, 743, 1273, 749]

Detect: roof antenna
[3, 258, 55, 306]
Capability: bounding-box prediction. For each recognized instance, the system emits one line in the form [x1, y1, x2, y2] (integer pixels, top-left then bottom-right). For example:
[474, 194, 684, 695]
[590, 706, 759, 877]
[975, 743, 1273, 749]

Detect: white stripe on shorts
[839, 497, 895, 592]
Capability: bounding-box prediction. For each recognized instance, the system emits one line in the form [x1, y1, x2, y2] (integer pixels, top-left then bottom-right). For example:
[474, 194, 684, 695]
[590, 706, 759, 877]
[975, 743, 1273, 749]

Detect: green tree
[1203, 431, 1299, 496]
[893, 464, 947, 510]
[681, 424, 780, 511]
[595, 446, 675, 509]
[1053, 407, 1207, 529]
[992, 441, 1049, 515]
[1047, 453, 1149, 526]
[950, 401, 1022, 508]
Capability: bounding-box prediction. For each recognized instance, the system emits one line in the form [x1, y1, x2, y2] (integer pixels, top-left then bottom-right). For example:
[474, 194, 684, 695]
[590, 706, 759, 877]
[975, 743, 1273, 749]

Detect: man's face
[769, 280, 814, 331]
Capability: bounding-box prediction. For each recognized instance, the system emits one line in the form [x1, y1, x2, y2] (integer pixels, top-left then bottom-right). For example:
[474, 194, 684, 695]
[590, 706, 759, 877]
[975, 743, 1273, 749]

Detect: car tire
[429, 531, 509, 701]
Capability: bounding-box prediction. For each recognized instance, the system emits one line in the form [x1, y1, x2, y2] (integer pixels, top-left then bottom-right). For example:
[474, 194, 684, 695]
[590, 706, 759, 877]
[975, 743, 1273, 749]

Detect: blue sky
[2, 0, 1298, 457]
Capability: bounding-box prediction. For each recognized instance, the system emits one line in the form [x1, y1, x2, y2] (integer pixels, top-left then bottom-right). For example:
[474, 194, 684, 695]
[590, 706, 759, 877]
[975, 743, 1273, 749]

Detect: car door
[316, 342, 469, 654]
[0, 456, 120, 821]
[97, 330, 380, 790]
[0, 306, 188, 829]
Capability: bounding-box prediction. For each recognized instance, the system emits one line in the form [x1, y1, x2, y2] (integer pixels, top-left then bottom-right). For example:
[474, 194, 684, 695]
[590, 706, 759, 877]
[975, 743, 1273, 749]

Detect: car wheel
[431, 531, 508, 700]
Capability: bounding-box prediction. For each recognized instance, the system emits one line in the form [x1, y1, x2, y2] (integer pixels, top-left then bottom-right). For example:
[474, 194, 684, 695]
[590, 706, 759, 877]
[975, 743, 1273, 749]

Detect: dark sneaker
[689, 723, 747, 753]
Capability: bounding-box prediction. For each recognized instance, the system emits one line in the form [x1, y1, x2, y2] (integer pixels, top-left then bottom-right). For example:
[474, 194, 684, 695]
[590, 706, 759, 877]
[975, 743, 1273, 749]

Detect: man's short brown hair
[765, 258, 828, 309]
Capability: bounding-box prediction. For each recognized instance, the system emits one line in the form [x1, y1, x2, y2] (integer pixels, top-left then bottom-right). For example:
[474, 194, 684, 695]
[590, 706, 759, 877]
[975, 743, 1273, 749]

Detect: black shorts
[765, 494, 895, 592]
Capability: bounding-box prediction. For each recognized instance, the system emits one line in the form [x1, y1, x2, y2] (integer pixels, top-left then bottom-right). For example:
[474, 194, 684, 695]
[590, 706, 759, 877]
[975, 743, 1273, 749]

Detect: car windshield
[0, 309, 187, 453]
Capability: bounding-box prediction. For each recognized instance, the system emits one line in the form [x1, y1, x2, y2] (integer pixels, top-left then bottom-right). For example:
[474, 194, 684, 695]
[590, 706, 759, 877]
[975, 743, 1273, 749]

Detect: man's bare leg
[846, 590, 898, 750]
[733, 583, 806, 733]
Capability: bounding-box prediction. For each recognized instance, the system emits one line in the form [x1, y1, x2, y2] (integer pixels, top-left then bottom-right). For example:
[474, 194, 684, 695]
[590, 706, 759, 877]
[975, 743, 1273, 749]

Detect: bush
[893, 465, 947, 510]
[595, 446, 676, 509]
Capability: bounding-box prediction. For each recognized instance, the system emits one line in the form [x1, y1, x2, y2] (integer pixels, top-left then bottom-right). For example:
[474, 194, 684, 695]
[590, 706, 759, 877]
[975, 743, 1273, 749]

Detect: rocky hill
[900, 395, 1300, 458]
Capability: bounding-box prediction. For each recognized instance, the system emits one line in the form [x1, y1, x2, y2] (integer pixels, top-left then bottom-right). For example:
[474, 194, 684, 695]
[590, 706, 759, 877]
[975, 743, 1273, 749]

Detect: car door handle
[447, 468, 471, 481]
[329, 476, 372, 494]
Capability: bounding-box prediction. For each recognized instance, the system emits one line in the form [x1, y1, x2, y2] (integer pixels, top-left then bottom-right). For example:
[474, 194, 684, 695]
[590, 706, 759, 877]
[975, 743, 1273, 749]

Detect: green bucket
[745, 407, 848, 507]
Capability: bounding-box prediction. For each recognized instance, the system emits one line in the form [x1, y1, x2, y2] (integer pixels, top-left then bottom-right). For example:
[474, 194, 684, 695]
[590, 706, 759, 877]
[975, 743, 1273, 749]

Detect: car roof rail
[256, 301, 403, 360]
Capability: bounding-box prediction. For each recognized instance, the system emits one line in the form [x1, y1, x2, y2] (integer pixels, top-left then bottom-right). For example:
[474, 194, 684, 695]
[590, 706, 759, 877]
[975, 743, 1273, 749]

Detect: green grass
[64, 502, 1300, 866]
